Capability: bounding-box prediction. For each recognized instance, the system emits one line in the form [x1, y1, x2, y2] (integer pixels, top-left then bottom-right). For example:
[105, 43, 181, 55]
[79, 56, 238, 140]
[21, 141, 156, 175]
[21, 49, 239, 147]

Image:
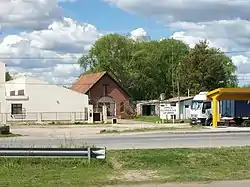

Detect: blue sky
[60, 0, 172, 40]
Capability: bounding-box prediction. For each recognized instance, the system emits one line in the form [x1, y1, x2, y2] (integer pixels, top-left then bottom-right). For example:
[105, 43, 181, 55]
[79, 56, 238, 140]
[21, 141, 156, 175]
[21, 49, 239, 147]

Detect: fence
[0, 111, 88, 123]
[0, 147, 106, 162]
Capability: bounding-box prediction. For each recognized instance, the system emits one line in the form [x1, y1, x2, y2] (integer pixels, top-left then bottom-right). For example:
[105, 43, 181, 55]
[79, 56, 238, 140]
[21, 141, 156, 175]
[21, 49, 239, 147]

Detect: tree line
[78, 34, 237, 100]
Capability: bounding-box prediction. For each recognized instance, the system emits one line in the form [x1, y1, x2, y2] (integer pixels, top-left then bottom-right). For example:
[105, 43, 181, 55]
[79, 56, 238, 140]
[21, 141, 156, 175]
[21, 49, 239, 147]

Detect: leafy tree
[78, 35, 237, 100]
[179, 40, 237, 95]
[78, 34, 134, 90]
[78, 34, 189, 100]
[5, 72, 13, 81]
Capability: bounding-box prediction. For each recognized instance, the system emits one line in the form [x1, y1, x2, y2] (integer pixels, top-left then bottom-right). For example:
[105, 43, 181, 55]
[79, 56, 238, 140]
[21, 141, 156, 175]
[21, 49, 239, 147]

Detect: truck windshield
[191, 100, 203, 110]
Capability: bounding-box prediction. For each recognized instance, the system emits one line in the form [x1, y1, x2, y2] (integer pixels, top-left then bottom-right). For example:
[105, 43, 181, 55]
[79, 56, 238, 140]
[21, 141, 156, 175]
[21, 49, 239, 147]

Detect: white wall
[5, 76, 26, 96]
[0, 61, 6, 113]
[4, 76, 89, 121]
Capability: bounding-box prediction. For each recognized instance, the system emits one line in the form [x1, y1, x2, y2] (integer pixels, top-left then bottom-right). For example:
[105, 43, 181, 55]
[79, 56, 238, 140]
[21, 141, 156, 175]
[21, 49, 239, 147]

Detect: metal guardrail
[0, 147, 106, 162]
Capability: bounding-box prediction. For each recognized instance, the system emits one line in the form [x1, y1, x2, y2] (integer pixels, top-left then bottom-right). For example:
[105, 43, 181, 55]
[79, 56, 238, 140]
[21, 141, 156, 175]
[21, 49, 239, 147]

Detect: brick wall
[87, 74, 131, 118]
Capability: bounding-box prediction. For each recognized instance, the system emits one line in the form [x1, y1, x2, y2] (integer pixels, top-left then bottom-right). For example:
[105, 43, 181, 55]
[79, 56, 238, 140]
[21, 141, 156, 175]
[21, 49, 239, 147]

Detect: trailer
[220, 100, 250, 126]
[207, 88, 250, 128]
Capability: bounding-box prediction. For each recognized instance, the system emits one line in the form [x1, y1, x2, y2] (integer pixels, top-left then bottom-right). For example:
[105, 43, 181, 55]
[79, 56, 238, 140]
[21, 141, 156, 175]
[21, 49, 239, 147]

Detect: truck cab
[190, 92, 212, 125]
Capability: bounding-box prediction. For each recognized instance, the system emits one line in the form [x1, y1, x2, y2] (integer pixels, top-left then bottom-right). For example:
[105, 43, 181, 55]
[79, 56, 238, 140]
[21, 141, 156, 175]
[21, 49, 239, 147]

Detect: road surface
[1, 132, 250, 149]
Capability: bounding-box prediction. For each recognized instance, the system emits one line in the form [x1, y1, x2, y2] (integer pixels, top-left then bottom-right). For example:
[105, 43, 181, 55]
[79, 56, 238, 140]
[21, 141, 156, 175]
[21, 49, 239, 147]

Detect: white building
[136, 96, 194, 120]
[0, 61, 89, 123]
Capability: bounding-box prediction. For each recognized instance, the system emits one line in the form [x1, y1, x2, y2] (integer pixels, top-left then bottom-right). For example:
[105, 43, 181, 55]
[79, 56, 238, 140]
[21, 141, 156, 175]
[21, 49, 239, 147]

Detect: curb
[167, 130, 250, 134]
[98, 130, 250, 136]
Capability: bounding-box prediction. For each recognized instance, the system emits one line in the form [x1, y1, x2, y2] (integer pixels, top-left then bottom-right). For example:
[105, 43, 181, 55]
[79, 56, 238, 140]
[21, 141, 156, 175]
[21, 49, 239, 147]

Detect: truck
[190, 92, 250, 126]
[190, 92, 211, 125]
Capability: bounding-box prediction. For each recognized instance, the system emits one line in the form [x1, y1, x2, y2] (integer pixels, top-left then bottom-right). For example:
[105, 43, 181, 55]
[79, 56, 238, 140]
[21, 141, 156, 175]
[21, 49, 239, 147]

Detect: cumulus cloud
[0, 18, 102, 84]
[0, 0, 62, 30]
[130, 28, 150, 41]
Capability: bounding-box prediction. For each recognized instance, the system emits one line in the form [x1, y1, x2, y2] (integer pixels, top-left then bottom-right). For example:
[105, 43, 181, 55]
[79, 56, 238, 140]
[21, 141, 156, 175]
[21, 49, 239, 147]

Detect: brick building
[71, 71, 134, 118]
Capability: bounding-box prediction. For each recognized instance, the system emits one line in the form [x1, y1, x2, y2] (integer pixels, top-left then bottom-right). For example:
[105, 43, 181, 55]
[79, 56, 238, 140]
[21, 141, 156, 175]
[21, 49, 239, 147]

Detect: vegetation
[0, 133, 21, 138]
[78, 35, 237, 100]
[134, 115, 190, 123]
[5, 72, 13, 81]
[135, 115, 160, 122]
[2, 147, 250, 186]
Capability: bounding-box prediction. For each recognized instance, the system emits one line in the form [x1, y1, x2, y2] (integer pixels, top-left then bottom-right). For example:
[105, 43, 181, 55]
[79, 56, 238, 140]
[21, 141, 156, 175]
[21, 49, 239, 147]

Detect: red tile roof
[71, 71, 106, 94]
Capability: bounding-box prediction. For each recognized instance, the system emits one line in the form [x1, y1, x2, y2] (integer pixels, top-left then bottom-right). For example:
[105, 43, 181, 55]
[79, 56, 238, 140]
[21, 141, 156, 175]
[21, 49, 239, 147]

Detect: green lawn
[135, 116, 190, 123]
[0, 133, 21, 138]
[1, 147, 250, 186]
[134, 116, 160, 122]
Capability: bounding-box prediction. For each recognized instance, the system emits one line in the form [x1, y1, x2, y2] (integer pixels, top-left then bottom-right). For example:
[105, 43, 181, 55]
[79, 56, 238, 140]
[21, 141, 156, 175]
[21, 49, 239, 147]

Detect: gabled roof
[71, 71, 131, 97]
[71, 72, 106, 94]
[166, 96, 194, 103]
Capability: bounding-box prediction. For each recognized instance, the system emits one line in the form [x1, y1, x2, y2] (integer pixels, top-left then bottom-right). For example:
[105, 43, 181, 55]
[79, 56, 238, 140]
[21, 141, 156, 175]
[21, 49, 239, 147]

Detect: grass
[0, 133, 21, 138]
[2, 147, 250, 186]
[135, 116, 190, 123]
[100, 126, 202, 134]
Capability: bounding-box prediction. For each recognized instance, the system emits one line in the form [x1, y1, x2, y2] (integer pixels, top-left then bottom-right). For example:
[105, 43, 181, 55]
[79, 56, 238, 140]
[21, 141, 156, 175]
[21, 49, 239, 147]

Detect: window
[10, 91, 15, 96]
[103, 84, 109, 96]
[11, 104, 22, 114]
[203, 101, 211, 110]
[191, 100, 203, 110]
[17, 89, 24, 96]
[120, 102, 125, 113]
[170, 103, 176, 106]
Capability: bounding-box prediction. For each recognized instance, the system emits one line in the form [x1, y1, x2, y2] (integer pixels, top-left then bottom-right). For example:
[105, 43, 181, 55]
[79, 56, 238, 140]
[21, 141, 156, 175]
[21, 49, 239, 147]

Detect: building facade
[0, 61, 89, 123]
[71, 72, 133, 119]
[4, 76, 89, 122]
[136, 96, 193, 120]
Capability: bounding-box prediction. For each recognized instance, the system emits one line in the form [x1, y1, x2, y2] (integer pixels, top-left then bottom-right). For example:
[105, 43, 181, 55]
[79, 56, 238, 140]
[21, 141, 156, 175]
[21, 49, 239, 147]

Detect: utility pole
[172, 44, 181, 120]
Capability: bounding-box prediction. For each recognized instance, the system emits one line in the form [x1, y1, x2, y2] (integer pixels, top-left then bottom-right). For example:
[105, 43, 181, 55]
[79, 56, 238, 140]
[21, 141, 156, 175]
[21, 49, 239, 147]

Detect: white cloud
[0, 0, 62, 30]
[105, 0, 250, 23]
[0, 17, 102, 84]
[130, 28, 150, 41]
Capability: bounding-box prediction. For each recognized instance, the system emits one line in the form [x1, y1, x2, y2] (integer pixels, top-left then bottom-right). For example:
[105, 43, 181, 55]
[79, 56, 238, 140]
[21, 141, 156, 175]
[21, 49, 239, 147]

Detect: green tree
[5, 72, 13, 81]
[179, 40, 237, 95]
[78, 34, 189, 100]
[78, 34, 134, 91]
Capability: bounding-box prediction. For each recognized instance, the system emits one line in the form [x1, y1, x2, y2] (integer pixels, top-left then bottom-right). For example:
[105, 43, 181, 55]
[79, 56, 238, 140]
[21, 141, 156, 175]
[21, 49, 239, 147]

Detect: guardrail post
[88, 147, 91, 163]
[70, 112, 75, 123]
[2, 113, 7, 124]
[37, 112, 42, 123]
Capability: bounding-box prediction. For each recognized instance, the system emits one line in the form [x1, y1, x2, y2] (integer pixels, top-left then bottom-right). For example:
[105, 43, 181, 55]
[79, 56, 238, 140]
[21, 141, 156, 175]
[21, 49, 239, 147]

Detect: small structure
[136, 100, 159, 116]
[136, 96, 193, 120]
[207, 88, 250, 128]
[71, 71, 133, 119]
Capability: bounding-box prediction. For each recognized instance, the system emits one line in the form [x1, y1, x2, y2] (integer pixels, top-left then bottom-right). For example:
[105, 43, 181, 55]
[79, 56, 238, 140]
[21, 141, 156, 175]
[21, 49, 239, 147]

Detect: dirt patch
[109, 170, 160, 182]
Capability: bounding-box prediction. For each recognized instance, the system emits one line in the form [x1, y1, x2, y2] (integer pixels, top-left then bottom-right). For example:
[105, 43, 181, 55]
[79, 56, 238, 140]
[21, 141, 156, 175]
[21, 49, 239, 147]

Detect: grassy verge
[135, 116, 190, 123]
[0, 133, 21, 138]
[100, 126, 202, 134]
[2, 147, 250, 186]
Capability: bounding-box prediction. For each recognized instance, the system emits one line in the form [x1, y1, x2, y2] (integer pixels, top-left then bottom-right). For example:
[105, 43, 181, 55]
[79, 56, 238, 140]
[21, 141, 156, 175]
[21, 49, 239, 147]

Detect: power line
[0, 50, 249, 61]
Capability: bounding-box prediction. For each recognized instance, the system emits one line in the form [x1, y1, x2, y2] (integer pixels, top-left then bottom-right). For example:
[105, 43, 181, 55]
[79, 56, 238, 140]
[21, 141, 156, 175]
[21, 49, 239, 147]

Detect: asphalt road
[1, 132, 250, 149]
